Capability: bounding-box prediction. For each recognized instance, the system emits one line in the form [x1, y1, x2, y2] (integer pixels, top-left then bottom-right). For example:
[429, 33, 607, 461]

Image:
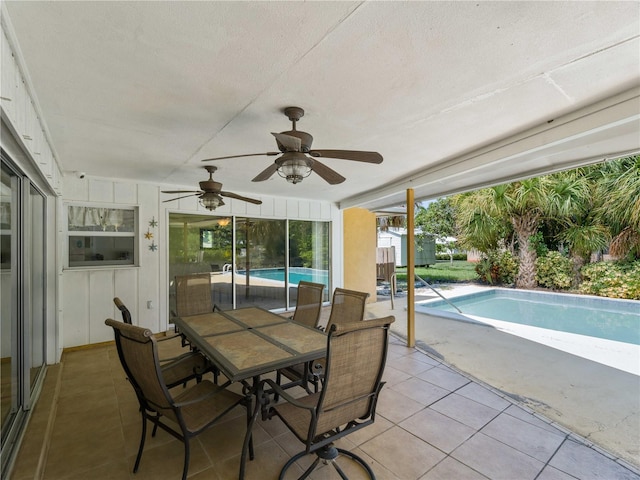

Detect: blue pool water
[419, 289, 640, 346]
[237, 267, 328, 287]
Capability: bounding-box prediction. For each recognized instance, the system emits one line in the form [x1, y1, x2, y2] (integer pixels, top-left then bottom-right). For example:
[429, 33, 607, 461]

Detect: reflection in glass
[235, 218, 286, 310]
[67, 206, 136, 267]
[169, 214, 234, 312]
[0, 162, 17, 446]
[167, 213, 331, 312]
[67, 206, 134, 232]
[289, 220, 331, 305]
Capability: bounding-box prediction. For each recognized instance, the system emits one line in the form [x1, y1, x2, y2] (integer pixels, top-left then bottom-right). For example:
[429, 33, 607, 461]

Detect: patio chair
[261, 315, 395, 479]
[275, 281, 326, 395]
[306, 287, 371, 387]
[112, 298, 211, 390]
[325, 287, 370, 331]
[290, 281, 325, 328]
[105, 318, 253, 480]
[114, 297, 193, 364]
[174, 272, 220, 317]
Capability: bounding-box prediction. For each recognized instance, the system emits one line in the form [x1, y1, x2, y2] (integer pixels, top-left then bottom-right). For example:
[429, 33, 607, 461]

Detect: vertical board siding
[61, 175, 338, 348]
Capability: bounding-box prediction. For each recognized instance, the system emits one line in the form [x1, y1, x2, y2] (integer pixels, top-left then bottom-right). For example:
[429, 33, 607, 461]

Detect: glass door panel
[0, 162, 18, 446]
[235, 218, 286, 310]
[168, 213, 233, 313]
[288, 220, 331, 306]
[28, 185, 45, 394]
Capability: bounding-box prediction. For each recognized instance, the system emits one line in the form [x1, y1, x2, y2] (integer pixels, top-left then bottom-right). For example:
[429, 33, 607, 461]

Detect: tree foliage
[453, 157, 639, 290]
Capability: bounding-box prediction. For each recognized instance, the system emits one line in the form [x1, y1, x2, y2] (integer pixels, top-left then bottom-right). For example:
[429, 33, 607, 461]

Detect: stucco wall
[343, 207, 376, 302]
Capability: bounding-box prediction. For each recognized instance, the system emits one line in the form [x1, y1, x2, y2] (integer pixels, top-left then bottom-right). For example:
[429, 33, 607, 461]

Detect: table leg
[239, 375, 263, 480]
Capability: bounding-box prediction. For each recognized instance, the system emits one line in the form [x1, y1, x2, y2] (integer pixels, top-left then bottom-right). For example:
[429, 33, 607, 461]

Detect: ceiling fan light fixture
[200, 192, 223, 210]
[277, 158, 312, 185]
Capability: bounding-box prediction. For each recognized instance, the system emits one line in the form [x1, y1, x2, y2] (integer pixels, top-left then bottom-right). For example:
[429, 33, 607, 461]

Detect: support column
[406, 189, 415, 348]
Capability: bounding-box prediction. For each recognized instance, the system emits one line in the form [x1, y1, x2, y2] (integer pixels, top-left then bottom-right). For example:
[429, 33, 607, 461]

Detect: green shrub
[579, 260, 640, 300]
[475, 250, 518, 285]
[435, 253, 467, 261]
[535, 251, 572, 290]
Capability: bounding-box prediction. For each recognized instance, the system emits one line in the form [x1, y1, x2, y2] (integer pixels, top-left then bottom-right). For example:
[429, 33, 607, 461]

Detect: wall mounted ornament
[145, 217, 158, 252]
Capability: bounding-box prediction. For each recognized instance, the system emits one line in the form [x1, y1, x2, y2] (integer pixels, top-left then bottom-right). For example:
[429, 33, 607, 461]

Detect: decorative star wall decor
[145, 217, 158, 252]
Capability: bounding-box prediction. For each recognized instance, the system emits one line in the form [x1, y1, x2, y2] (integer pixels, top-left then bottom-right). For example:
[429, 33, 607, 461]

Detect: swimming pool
[416, 288, 640, 375]
[237, 267, 329, 287]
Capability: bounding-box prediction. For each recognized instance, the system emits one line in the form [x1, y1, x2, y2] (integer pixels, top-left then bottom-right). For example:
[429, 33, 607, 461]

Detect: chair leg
[182, 437, 190, 480]
[278, 446, 376, 480]
[133, 412, 147, 473]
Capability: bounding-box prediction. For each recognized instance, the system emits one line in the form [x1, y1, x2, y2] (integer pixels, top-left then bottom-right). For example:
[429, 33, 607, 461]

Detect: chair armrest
[261, 378, 315, 411]
[172, 380, 237, 408]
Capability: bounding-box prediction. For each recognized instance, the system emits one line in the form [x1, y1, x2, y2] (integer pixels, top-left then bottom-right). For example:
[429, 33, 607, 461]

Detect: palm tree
[456, 173, 591, 289]
[553, 168, 610, 284]
[596, 156, 640, 259]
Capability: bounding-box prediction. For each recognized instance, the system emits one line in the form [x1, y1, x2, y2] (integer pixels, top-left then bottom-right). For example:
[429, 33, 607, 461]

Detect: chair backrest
[292, 281, 325, 328]
[175, 273, 213, 317]
[326, 288, 370, 330]
[314, 316, 394, 437]
[113, 297, 132, 324]
[105, 318, 175, 418]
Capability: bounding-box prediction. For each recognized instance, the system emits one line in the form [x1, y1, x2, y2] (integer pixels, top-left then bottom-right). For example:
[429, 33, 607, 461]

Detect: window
[66, 205, 137, 267]
[167, 213, 330, 312]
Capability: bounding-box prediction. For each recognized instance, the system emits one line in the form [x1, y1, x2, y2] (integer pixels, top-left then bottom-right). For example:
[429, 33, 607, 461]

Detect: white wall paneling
[88, 270, 114, 344]
[61, 270, 91, 347]
[60, 175, 340, 348]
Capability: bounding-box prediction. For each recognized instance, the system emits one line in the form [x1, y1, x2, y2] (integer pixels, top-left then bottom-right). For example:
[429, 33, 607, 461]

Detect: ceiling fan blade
[309, 159, 346, 185]
[272, 132, 301, 152]
[220, 191, 263, 205]
[252, 163, 279, 182]
[309, 150, 383, 163]
[202, 152, 280, 162]
[162, 193, 200, 203]
[161, 190, 201, 194]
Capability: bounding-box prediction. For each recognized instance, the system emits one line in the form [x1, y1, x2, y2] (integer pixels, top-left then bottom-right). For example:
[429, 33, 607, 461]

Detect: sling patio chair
[174, 272, 220, 318]
[307, 287, 371, 388]
[324, 287, 370, 331]
[105, 318, 253, 480]
[113, 297, 213, 387]
[260, 315, 395, 479]
[275, 281, 326, 395]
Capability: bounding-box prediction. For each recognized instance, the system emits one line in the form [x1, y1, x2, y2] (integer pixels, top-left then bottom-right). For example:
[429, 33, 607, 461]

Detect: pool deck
[366, 284, 640, 470]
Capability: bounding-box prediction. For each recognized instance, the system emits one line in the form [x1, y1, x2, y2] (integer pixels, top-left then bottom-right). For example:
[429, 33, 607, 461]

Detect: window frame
[64, 203, 139, 269]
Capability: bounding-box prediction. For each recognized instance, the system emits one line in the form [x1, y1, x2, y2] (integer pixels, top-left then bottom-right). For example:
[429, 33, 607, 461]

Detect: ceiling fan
[162, 166, 262, 210]
[201, 107, 383, 185]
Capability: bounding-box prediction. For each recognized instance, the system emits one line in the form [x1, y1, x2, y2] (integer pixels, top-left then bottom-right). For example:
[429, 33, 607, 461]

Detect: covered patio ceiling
[2, 1, 639, 210]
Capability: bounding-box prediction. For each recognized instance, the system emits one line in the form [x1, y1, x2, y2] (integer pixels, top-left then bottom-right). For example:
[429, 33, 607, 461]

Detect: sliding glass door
[1, 155, 47, 476]
[168, 212, 330, 312]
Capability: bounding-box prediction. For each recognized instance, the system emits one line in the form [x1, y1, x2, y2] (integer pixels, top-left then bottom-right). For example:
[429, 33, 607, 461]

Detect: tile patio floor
[10, 326, 640, 480]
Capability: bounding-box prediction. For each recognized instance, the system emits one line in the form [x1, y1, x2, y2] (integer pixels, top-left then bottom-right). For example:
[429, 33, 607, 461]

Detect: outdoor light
[217, 217, 231, 227]
[276, 152, 312, 184]
[199, 192, 224, 211]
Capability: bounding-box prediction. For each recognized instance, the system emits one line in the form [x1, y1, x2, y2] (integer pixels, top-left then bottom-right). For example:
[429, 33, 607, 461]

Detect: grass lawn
[394, 260, 478, 284]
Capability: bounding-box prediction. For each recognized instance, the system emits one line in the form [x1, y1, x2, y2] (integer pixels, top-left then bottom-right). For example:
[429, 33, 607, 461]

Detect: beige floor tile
[360, 426, 446, 479]
[11, 330, 639, 480]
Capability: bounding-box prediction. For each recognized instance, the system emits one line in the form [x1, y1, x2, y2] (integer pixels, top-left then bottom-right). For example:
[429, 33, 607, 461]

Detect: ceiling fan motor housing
[276, 130, 313, 152]
[199, 179, 223, 191]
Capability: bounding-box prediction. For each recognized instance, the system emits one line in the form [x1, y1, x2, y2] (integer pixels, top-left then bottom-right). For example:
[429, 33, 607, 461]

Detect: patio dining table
[172, 306, 327, 479]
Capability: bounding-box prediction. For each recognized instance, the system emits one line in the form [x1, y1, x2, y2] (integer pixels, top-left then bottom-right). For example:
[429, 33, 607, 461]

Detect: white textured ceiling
[3, 1, 639, 210]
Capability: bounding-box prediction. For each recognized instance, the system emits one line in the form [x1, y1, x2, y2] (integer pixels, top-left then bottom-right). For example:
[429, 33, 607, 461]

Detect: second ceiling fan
[201, 107, 383, 185]
[162, 166, 262, 210]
